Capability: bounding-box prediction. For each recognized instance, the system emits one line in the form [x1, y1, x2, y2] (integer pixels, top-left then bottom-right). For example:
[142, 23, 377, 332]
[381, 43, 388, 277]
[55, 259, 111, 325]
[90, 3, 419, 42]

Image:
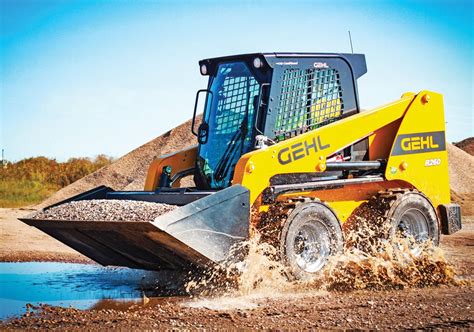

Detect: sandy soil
[0, 208, 90, 264]
[439, 216, 474, 281]
[1, 209, 473, 329]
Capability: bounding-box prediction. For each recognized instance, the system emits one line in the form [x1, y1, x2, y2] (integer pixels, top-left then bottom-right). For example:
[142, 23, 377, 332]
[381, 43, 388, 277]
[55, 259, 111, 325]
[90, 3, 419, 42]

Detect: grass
[0, 179, 60, 208]
[0, 155, 114, 208]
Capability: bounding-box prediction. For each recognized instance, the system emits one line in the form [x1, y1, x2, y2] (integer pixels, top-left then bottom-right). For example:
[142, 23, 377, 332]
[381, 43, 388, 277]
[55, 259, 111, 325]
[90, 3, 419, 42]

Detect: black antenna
[348, 30, 354, 53]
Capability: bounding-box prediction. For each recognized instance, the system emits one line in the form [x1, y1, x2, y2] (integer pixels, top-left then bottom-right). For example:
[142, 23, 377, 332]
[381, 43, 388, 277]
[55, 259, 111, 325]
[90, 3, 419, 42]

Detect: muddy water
[184, 233, 460, 305]
[0, 262, 186, 320]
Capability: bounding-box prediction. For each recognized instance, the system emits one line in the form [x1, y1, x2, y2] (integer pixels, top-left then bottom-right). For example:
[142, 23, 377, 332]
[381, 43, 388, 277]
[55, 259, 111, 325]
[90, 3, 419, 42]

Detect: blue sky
[1, 0, 472, 161]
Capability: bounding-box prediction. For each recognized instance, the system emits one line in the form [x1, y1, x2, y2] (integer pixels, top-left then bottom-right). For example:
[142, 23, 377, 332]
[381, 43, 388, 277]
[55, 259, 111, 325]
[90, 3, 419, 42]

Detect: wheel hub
[398, 208, 430, 255]
[292, 221, 331, 273]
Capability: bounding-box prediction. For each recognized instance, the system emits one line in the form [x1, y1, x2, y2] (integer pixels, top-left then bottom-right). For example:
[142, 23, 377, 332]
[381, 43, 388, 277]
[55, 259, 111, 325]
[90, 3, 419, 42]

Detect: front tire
[280, 202, 344, 279]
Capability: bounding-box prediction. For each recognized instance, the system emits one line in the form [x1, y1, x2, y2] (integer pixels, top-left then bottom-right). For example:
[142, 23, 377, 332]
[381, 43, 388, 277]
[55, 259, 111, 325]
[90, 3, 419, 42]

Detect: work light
[253, 57, 262, 68]
[200, 64, 208, 75]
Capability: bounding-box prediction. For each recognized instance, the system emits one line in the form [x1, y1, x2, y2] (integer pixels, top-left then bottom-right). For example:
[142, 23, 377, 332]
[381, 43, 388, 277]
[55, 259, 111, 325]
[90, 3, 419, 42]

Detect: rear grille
[274, 67, 344, 140]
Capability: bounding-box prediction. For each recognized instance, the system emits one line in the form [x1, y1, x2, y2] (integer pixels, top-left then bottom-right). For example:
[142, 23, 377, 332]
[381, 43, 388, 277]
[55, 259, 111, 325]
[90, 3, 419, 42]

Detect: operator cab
[192, 53, 367, 190]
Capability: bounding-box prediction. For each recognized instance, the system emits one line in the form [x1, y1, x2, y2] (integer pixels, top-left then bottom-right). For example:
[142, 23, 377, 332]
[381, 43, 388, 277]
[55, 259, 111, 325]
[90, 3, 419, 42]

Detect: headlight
[253, 57, 263, 68]
[200, 64, 208, 75]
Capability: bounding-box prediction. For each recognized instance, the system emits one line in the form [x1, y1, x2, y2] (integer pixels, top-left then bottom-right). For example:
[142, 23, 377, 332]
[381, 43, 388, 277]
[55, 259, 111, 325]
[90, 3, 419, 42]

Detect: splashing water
[317, 240, 457, 291]
[184, 214, 461, 308]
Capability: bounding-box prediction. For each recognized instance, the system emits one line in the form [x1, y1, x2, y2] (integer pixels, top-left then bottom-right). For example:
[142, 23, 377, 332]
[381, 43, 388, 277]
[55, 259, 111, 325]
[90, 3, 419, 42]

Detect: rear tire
[280, 202, 343, 279]
[386, 191, 440, 251]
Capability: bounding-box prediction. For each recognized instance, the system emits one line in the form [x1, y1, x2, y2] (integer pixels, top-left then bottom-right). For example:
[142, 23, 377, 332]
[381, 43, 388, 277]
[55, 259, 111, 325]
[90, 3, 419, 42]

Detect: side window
[273, 67, 344, 141]
[210, 63, 260, 135]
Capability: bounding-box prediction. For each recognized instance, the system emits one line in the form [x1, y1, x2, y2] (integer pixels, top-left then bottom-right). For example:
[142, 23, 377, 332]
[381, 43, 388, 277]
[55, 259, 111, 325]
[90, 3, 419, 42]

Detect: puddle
[0, 262, 186, 320]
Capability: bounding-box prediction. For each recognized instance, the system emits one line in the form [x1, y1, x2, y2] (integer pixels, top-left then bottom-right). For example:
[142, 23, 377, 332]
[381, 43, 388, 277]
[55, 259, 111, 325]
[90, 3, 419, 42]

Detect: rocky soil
[2, 286, 472, 329]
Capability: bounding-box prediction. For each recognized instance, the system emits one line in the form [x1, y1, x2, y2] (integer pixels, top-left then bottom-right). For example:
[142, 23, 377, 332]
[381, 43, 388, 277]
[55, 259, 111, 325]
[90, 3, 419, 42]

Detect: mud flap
[20, 185, 250, 271]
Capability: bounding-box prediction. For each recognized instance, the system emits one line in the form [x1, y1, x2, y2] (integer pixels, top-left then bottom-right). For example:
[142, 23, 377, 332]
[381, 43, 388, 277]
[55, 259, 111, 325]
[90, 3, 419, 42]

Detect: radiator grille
[274, 68, 343, 140]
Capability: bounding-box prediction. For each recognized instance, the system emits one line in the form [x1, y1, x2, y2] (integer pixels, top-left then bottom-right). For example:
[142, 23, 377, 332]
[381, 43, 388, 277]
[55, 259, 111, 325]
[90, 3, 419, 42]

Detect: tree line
[0, 155, 114, 207]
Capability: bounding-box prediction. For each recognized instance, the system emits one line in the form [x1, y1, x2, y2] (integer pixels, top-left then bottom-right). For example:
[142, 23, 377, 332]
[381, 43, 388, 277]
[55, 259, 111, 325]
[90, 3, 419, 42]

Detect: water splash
[184, 214, 461, 308]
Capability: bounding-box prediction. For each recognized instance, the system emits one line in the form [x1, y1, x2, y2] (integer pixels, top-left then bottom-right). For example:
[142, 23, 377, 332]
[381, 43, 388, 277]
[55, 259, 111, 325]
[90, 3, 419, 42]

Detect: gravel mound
[447, 143, 474, 216]
[32, 200, 177, 222]
[37, 115, 201, 209]
[454, 137, 474, 156]
[447, 143, 474, 195]
[451, 191, 474, 216]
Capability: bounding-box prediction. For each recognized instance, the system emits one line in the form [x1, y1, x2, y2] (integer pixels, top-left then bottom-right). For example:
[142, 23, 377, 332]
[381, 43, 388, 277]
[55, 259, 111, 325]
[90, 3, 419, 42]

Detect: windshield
[197, 61, 261, 189]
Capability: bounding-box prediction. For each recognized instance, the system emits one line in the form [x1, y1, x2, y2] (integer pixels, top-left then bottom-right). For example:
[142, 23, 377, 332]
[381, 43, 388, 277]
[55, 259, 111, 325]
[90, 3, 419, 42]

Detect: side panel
[385, 91, 450, 207]
[144, 145, 198, 191]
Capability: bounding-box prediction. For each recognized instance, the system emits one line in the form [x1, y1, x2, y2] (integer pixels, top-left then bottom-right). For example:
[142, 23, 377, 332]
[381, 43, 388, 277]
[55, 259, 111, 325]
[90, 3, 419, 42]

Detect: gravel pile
[455, 137, 474, 156]
[31, 200, 177, 222]
[447, 143, 474, 195]
[37, 116, 201, 209]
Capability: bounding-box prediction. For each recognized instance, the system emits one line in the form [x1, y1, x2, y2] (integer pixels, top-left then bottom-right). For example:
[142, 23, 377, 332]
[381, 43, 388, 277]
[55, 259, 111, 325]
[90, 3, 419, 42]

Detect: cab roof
[199, 52, 367, 79]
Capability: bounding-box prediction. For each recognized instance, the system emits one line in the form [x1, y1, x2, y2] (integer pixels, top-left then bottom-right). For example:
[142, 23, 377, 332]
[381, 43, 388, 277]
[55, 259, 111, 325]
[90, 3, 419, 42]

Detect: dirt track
[1, 209, 473, 329]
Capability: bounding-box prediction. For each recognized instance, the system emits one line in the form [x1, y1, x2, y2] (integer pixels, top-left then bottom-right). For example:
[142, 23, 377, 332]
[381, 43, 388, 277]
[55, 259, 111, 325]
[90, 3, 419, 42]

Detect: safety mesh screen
[274, 68, 343, 140]
[215, 76, 259, 134]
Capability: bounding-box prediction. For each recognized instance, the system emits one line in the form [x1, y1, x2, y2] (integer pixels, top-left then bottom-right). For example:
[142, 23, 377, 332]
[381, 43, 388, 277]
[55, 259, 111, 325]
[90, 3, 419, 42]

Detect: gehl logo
[278, 136, 330, 165]
[391, 131, 446, 156]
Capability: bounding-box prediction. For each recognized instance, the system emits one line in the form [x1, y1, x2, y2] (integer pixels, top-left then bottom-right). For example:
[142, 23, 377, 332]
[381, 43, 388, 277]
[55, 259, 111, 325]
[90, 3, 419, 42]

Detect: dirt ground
[1, 209, 473, 329]
[0, 208, 90, 264]
[3, 286, 473, 330]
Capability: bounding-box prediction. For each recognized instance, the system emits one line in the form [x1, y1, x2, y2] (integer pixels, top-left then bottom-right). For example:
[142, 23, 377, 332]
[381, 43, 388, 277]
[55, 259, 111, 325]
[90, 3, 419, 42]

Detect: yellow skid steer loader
[21, 53, 462, 278]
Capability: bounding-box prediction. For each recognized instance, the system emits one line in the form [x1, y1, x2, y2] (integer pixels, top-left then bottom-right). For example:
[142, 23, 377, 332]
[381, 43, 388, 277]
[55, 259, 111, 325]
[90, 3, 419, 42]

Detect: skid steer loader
[21, 52, 462, 278]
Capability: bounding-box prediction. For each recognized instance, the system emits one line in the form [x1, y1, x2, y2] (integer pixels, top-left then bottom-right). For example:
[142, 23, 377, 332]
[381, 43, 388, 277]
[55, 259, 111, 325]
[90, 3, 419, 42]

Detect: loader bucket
[20, 185, 250, 271]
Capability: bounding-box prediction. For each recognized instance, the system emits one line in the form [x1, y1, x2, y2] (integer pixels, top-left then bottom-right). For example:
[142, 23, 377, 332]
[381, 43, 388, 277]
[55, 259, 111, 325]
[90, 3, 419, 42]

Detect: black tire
[386, 191, 440, 248]
[280, 202, 344, 279]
